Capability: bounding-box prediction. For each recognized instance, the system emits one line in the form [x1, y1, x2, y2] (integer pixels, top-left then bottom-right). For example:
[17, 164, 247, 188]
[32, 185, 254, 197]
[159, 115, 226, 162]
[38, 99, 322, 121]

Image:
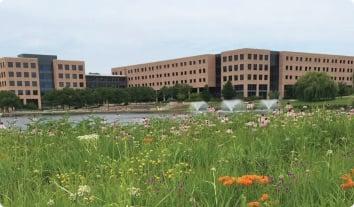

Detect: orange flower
[340, 170, 354, 190]
[259, 193, 269, 202]
[248, 201, 260, 207]
[218, 176, 235, 186]
[219, 174, 270, 187]
[257, 176, 271, 185]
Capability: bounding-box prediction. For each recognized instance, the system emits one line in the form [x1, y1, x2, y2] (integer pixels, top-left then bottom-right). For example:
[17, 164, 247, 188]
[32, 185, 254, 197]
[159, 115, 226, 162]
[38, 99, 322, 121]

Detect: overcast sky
[1, 0, 354, 74]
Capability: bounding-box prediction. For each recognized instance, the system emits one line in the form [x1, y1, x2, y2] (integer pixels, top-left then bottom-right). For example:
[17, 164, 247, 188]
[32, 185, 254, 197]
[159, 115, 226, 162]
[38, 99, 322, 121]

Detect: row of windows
[112, 72, 123, 75]
[285, 65, 353, 73]
[285, 75, 353, 81]
[58, 73, 84, 79]
[126, 59, 207, 74]
[128, 78, 207, 87]
[223, 74, 269, 82]
[58, 82, 85, 88]
[285, 56, 354, 64]
[223, 54, 269, 62]
[9, 81, 38, 87]
[8, 72, 37, 78]
[11, 90, 39, 96]
[223, 64, 269, 72]
[231, 84, 268, 91]
[128, 69, 207, 81]
[0, 62, 37, 69]
[58, 64, 84, 71]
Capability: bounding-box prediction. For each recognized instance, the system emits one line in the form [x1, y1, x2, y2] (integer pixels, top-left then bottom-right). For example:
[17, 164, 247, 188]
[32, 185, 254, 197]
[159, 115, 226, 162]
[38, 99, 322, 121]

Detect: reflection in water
[0, 113, 181, 129]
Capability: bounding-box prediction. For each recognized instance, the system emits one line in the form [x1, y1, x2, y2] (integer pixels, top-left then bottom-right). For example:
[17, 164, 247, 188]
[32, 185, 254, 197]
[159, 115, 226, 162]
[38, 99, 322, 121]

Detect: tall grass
[0, 110, 353, 206]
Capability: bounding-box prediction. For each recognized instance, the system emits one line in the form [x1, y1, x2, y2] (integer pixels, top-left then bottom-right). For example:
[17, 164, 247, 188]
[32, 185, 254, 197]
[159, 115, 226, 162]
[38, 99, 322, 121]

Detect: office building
[0, 57, 42, 108]
[112, 48, 354, 98]
[86, 73, 127, 89]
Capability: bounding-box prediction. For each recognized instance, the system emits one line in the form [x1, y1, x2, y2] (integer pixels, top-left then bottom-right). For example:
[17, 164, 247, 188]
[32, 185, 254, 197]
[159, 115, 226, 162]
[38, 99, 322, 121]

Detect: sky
[1, 0, 354, 74]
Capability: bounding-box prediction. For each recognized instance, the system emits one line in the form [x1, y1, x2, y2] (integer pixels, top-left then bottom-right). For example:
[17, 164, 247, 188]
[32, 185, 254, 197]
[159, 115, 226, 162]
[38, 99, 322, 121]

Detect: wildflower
[259, 193, 269, 202]
[247, 201, 260, 207]
[210, 167, 216, 172]
[47, 199, 55, 206]
[77, 185, 91, 196]
[143, 137, 154, 144]
[226, 129, 233, 134]
[340, 172, 354, 190]
[77, 134, 99, 141]
[326, 150, 333, 156]
[127, 187, 141, 197]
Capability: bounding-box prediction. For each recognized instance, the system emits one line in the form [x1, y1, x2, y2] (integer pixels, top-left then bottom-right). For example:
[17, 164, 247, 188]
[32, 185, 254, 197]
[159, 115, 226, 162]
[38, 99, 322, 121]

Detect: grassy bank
[282, 95, 354, 109]
[0, 111, 353, 206]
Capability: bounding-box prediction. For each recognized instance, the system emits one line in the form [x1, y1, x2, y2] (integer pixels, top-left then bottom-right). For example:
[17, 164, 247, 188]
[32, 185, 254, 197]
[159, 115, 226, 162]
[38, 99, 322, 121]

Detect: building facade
[112, 54, 218, 93]
[0, 57, 42, 108]
[53, 59, 86, 89]
[86, 73, 127, 89]
[0, 54, 86, 109]
[112, 49, 354, 98]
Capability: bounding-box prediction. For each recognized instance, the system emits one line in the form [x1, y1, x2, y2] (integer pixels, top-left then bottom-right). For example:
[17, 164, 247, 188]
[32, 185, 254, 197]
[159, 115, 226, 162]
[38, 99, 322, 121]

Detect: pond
[0, 113, 185, 129]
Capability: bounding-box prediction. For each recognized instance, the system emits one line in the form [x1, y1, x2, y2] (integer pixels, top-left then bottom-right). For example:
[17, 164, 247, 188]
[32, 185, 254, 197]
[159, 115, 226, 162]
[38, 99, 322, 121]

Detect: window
[24, 72, 29, 78]
[248, 74, 252, 80]
[72, 65, 77, 70]
[240, 64, 244, 70]
[223, 76, 227, 81]
[234, 65, 238, 71]
[234, 55, 238, 61]
[259, 55, 263, 60]
[234, 75, 238, 81]
[9, 81, 15, 86]
[264, 75, 268, 80]
[264, 65, 269, 71]
[265, 55, 269, 61]
[58, 64, 63, 70]
[33, 90, 38, 95]
[26, 90, 31, 95]
[228, 76, 232, 81]
[253, 64, 257, 70]
[228, 56, 233, 61]
[248, 54, 252, 60]
[18, 90, 23, 95]
[8, 62, 13, 67]
[228, 65, 233, 72]
[16, 72, 22, 77]
[223, 57, 227, 62]
[65, 82, 71, 87]
[65, 65, 70, 70]
[25, 81, 30, 86]
[72, 74, 78, 79]
[31, 72, 37, 78]
[253, 75, 257, 80]
[65, 74, 70, 79]
[59, 73, 63, 78]
[248, 64, 252, 70]
[30, 63, 36, 68]
[240, 75, 244, 80]
[73, 82, 78, 87]
[59, 82, 64, 87]
[17, 81, 22, 86]
[240, 54, 244, 60]
[79, 82, 84, 87]
[259, 75, 263, 80]
[23, 63, 29, 68]
[79, 74, 83, 79]
[253, 54, 257, 60]
[9, 72, 14, 77]
[16, 62, 21, 68]
[32, 81, 37, 87]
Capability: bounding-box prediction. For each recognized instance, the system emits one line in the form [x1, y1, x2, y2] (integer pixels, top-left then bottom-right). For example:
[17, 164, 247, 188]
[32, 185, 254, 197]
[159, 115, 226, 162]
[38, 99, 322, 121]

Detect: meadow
[0, 110, 353, 207]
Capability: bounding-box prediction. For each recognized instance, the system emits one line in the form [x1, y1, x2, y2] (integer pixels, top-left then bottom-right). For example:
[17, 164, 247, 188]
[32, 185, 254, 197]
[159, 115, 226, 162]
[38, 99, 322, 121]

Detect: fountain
[260, 99, 279, 110]
[190, 101, 209, 112]
[220, 100, 245, 112]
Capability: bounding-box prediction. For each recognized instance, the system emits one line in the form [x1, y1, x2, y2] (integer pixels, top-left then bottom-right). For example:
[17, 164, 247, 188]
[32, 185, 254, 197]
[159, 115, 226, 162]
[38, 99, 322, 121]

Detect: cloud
[0, 0, 354, 73]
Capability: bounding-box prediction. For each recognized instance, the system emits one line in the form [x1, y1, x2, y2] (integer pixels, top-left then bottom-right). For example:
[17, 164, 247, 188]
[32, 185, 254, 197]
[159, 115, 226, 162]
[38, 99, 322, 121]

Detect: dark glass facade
[18, 54, 57, 94]
[270, 51, 280, 92]
[85, 74, 127, 89]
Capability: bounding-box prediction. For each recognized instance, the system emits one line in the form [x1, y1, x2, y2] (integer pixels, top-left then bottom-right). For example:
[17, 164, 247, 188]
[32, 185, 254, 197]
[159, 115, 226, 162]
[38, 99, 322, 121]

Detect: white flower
[226, 129, 233, 134]
[127, 187, 141, 197]
[326, 150, 333, 156]
[77, 185, 91, 196]
[77, 134, 99, 141]
[210, 167, 216, 172]
[47, 199, 55, 206]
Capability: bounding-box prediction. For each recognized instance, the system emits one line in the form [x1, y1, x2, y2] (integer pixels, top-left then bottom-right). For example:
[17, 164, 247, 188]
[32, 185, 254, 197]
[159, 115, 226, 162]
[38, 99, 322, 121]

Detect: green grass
[0, 111, 353, 206]
[282, 95, 354, 108]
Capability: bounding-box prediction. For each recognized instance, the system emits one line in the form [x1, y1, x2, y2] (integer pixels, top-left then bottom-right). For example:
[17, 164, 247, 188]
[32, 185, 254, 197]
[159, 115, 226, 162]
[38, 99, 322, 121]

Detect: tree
[0, 91, 22, 112]
[338, 82, 351, 97]
[201, 85, 212, 102]
[295, 72, 338, 101]
[268, 91, 280, 99]
[222, 81, 236, 100]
